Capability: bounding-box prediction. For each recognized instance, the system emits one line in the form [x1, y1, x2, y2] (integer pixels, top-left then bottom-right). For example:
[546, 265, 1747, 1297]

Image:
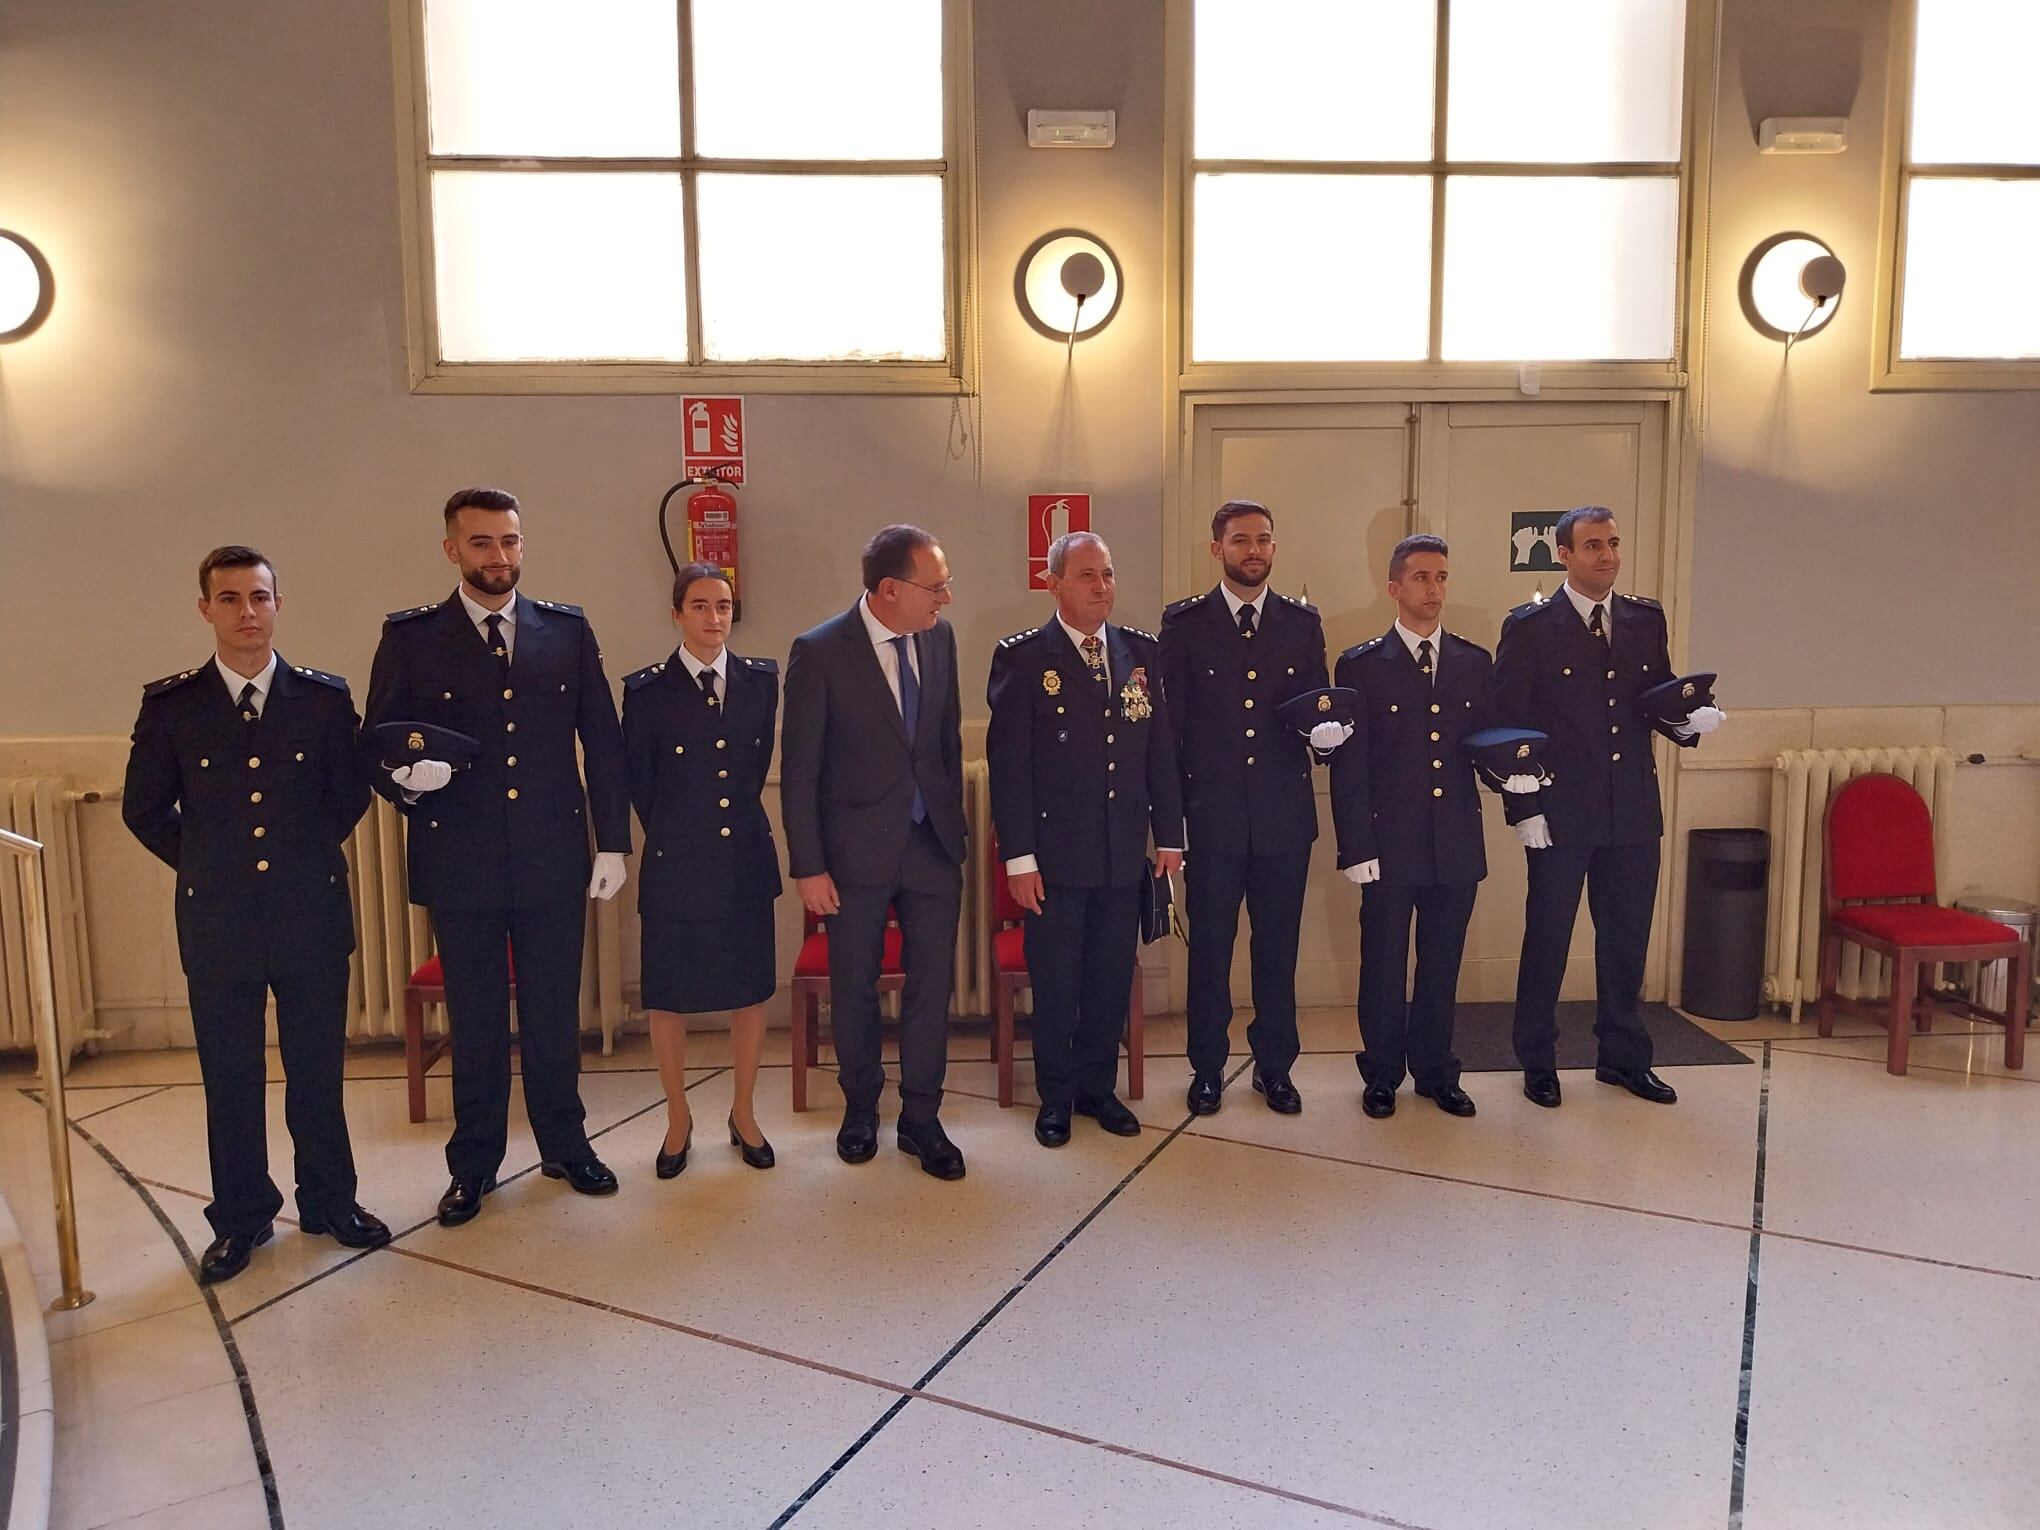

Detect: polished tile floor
[2, 1006, 2035, 1530]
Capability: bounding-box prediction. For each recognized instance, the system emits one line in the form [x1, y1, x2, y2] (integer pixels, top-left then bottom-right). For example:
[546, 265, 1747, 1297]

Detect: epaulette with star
[1339, 636, 1384, 663]
[1509, 597, 1546, 619]
[288, 664, 349, 691]
[1617, 592, 1662, 610]
[141, 667, 206, 698]
[740, 655, 777, 673]
[998, 627, 1041, 649]
[532, 599, 585, 617]
[1161, 592, 1205, 620]
[1275, 591, 1319, 614]
[623, 662, 667, 690]
[384, 601, 443, 624]
[1120, 625, 1158, 643]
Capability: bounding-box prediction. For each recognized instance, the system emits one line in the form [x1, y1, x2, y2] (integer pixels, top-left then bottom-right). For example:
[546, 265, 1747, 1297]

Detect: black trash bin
[1682, 828, 1769, 1020]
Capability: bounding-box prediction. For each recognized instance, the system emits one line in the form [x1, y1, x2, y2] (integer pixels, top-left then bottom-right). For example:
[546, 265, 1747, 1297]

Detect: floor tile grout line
[1764, 1041, 2038, 1084]
[226, 1071, 726, 1329]
[69, 1084, 174, 1122]
[1726, 1042, 1773, 1529]
[766, 1058, 1255, 1529]
[60, 1117, 287, 1530]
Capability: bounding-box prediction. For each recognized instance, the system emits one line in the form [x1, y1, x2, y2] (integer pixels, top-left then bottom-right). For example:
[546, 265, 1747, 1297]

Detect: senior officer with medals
[1158, 498, 1343, 1118]
[1492, 506, 1726, 1109]
[987, 531, 1184, 1147]
[1327, 534, 1540, 1120]
[363, 487, 633, 1224]
[122, 545, 389, 1283]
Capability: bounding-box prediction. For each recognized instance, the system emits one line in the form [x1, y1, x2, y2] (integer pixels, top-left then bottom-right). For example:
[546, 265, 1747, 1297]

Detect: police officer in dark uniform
[1329, 534, 1536, 1120]
[1158, 499, 1341, 1117]
[122, 545, 389, 1284]
[1492, 506, 1726, 1108]
[987, 532, 1184, 1148]
[363, 487, 634, 1224]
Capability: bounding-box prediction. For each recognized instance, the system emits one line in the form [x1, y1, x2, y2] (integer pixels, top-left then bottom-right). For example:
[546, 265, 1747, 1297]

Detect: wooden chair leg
[1914, 960, 1934, 1033]
[404, 987, 428, 1124]
[807, 991, 822, 1066]
[2005, 946, 2030, 1071]
[791, 985, 809, 1113]
[1816, 933, 1840, 1037]
[1126, 967, 1145, 1102]
[995, 979, 1015, 1108]
[1887, 954, 1915, 1075]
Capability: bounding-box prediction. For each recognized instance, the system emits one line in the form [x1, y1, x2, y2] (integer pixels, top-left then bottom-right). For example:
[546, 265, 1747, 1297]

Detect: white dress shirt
[1392, 618, 1443, 674]
[1218, 583, 1269, 633]
[214, 652, 278, 717]
[1559, 581, 1613, 641]
[859, 594, 921, 713]
[673, 643, 729, 700]
[459, 586, 517, 661]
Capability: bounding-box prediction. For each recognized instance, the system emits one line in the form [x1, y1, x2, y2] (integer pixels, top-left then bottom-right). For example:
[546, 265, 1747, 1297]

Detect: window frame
[1871, 0, 2040, 392]
[389, 0, 977, 395]
[1165, 0, 1704, 393]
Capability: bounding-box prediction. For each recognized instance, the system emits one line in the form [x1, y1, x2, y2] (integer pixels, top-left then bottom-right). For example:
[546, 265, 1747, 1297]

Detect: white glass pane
[1447, 0, 1685, 163]
[1911, 0, 2040, 166]
[1194, 0, 1434, 161]
[424, 0, 681, 156]
[1192, 174, 1432, 362]
[697, 176, 945, 360]
[693, 0, 942, 159]
[1901, 179, 2040, 358]
[1442, 177, 1678, 360]
[432, 171, 688, 362]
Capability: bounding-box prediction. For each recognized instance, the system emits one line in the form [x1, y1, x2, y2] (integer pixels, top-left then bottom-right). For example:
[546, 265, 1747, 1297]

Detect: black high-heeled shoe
[728, 1115, 776, 1170]
[656, 1123, 693, 1180]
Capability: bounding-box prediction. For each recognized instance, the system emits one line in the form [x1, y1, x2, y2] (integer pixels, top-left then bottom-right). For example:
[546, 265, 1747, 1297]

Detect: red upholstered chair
[789, 906, 904, 1111]
[403, 942, 516, 1123]
[989, 834, 1144, 1107]
[1817, 773, 2028, 1076]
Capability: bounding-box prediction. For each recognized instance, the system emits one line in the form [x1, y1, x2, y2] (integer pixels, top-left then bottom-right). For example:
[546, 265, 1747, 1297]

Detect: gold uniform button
[1388, 705, 1398, 714]
[256, 859, 270, 871]
[717, 769, 728, 779]
[1106, 734, 1116, 745]
[1431, 787, 1444, 798]
[1245, 728, 1256, 738]
[1246, 756, 1256, 765]
[1432, 759, 1442, 769]
[1243, 698, 1255, 709]
[295, 752, 305, 762]
[1107, 762, 1117, 771]
[506, 722, 517, 733]
[1607, 670, 1616, 680]
[719, 826, 731, 837]
[507, 788, 519, 800]
[1056, 705, 1065, 714]
[1107, 789, 1116, 800]
[442, 691, 453, 700]
[1563, 667, 1573, 677]
[200, 758, 210, 768]
[1429, 704, 1440, 714]
[503, 688, 514, 700]
[719, 798, 730, 808]
[1246, 670, 1257, 680]
[715, 739, 727, 750]
[253, 826, 266, 838]
[1429, 731, 1440, 742]
[1612, 752, 1622, 762]
[250, 792, 262, 803]
[1607, 698, 1616, 707]
[186, 888, 194, 898]
[1610, 725, 1620, 735]
[248, 756, 261, 768]
[674, 745, 684, 754]
[507, 755, 518, 766]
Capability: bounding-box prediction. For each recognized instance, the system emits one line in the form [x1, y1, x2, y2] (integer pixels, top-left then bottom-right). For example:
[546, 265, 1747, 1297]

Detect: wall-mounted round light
[0, 231, 54, 343]
[1740, 233, 1846, 342]
[1016, 230, 1122, 343]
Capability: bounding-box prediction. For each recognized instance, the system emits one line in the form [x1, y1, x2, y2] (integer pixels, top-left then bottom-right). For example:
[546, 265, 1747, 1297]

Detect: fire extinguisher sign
[682, 396, 745, 486]
[1026, 493, 1090, 590]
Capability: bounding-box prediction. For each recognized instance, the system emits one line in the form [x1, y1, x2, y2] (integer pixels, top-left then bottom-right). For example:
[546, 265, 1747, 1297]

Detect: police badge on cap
[371, 721, 482, 771]
[1636, 672, 1718, 725]
[1273, 686, 1360, 736]
[1462, 727, 1553, 791]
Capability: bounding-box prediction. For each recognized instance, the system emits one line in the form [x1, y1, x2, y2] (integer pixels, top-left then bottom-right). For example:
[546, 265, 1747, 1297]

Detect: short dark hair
[1554, 505, 1615, 550]
[1211, 499, 1274, 541]
[1388, 534, 1448, 582]
[672, 562, 733, 610]
[443, 486, 520, 528]
[861, 524, 937, 593]
[198, 545, 276, 598]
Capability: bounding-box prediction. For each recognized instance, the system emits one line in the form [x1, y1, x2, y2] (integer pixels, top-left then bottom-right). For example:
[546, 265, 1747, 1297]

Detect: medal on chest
[1120, 666, 1153, 722]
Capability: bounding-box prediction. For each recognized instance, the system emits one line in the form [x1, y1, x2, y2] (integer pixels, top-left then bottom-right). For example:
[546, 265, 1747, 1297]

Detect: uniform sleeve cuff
[1003, 855, 1039, 874]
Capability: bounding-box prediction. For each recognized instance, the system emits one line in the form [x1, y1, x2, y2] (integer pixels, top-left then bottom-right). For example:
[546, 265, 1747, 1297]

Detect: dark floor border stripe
[766, 1058, 1253, 1528]
[61, 1116, 286, 1530]
[0, 1233, 19, 1530]
[1765, 1042, 2038, 1085]
[72, 1084, 172, 1121]
[1726, 1042, 1773, 1528]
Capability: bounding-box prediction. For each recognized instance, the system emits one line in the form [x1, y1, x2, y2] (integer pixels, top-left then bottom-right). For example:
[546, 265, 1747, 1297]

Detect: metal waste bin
[1954, 895, 2037, 1025]
[1682, 828, 1769, 1020]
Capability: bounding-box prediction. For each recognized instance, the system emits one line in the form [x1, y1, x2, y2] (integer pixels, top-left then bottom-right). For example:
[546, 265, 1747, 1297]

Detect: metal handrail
[0, 825, 94, 1310]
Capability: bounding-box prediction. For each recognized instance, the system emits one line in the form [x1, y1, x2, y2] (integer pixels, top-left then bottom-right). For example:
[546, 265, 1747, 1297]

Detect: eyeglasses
[896, 576, 957, 597]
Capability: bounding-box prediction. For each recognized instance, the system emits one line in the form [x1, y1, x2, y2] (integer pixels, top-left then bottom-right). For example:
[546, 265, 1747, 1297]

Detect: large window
[1186, 0, 1688, 369]
[1879, 0, 2040, 388]
[394, 0, 970, 393]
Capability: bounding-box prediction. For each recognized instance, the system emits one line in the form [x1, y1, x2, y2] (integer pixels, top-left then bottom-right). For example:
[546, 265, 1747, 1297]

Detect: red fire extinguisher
[685, 481, 741, 622]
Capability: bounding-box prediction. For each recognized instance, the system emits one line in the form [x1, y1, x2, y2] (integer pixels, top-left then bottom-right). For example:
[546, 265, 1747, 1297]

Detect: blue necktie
[890, 635, 926, 824]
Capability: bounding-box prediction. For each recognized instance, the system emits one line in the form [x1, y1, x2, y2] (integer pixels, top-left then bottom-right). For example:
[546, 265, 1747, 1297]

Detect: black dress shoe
[1187, 1074, 1224, 1116]
[897, 1119, 966, 1180]
[1361, 1083, 1397, 1119]
[1523, 1071, 1563, 1109]
[729, 1116, 775, 1170]
[1074, 1094, 1142, 1136]
[1596, 1065, 1679, 1104]
[1416, 1082, 1477, 1118]
[541, 1156, 620, 1195]
[199, 1224, 273, 1284]
[1034, 1102, 1072, 1148]
[656, 1125, 693, 1180]
[299, 1203, 392, 1248]
[436, 1174, 497, 1227]
[1251, 1069, 1303, 1114]
[837, 1116, 879, 1164]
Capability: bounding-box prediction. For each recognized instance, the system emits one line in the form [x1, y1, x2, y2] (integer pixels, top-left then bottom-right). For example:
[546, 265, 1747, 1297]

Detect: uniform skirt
[640, 901, 777, 1014]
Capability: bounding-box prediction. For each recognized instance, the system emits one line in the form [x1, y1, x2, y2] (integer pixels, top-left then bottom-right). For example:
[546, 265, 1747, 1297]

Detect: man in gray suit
[782, 525, 969, 1179]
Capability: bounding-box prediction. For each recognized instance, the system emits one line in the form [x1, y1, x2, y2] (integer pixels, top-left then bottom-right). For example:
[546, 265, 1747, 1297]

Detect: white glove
[1514, 815, 1553, 850]
[391, 760, 452, 793]
[1309, 721, 1355, 752]
[1501, 774, 1542, 795]
[588, 851, 628, 901]
[1679, 705, 1727, 737]
[1342, 859, 1382, 885]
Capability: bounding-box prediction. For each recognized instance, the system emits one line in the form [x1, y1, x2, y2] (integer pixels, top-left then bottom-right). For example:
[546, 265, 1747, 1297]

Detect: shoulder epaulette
[384, 601, 441, 624]
[997, 627, 1041, 649]
[1508, 598, 1546, 619]
[739, 655, 778, 673]
[1120, 625, 1158, 644]
[142, 667, 205, 699]
[623, 662, 667, 691]
[1276, 591, 1320, 614]
[532, 599, 585, 617]
[1161, 593, 1205, 620]
[1617, 592, 1663, 610]
[289, 664, 349, 691]
[1339, 637, 1383, 664]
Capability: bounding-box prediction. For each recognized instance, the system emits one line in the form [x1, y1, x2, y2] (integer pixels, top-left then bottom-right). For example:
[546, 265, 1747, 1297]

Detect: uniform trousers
[1512, 840, 1660, 1073]
[186, 962, 356, 1237]
[1024, 881, 1141, 1105]
[434, 897, 592, 1181]
[1185, 847, 1309, 1078]
[1356, 882, 1475, 1092]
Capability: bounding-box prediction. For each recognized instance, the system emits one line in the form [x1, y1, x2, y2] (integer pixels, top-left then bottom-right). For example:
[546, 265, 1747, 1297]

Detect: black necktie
[237, 682, 258, 722]
[697, 667, 719, 708]
[1589, 603, 1608, 646]
[1238, 604, 1256, 638]
[1417, 638, 1434, 684]
[485, 613, 509, 678]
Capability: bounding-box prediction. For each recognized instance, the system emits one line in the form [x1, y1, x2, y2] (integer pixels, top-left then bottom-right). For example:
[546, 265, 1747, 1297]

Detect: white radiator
[1763, 747, 1957, 1018]
[0, 777, 98, 1062]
